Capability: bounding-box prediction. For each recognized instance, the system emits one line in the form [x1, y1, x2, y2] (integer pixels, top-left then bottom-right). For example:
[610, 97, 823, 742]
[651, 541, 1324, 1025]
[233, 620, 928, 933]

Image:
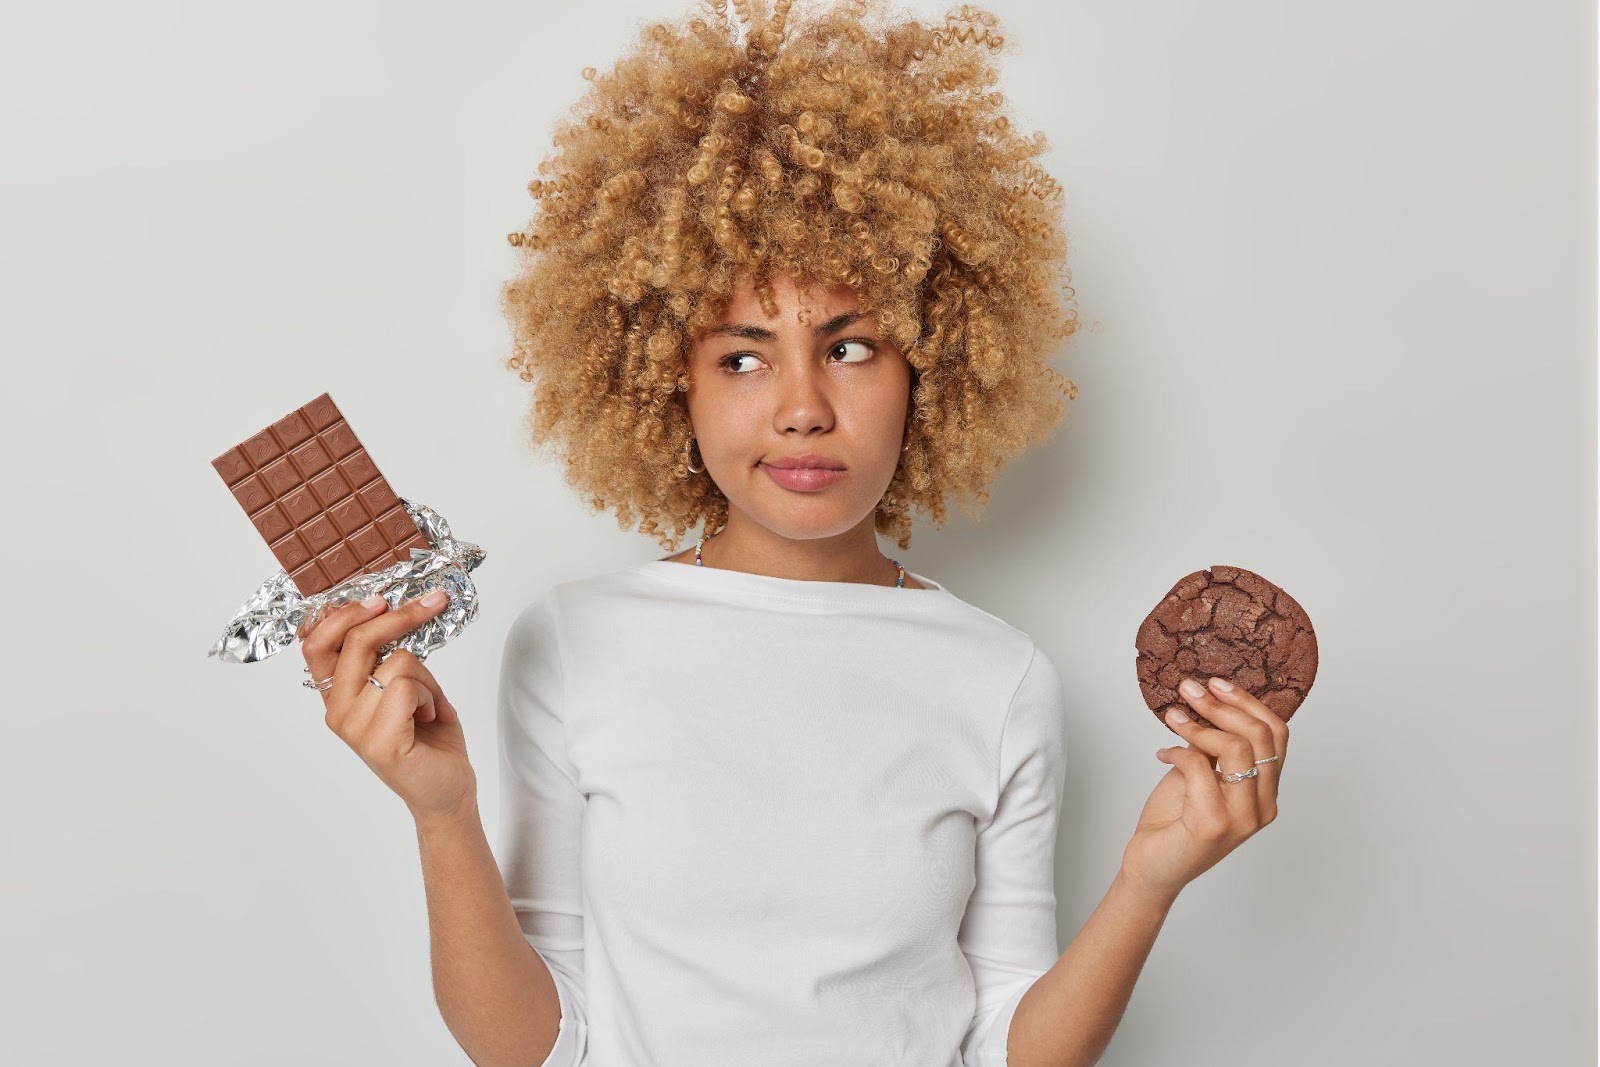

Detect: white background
[2, 0, 1593, 1062]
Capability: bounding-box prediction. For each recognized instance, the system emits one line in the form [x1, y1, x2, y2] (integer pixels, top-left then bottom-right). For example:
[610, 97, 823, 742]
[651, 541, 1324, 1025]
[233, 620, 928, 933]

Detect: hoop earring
[685, 436, 705, 475]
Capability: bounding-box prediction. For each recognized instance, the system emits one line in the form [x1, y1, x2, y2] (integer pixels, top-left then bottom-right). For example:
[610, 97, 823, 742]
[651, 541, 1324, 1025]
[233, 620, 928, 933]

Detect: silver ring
[1217, 754, 1280, 783]
[367, 676, 385, 691]
[302, 676, 334, 692]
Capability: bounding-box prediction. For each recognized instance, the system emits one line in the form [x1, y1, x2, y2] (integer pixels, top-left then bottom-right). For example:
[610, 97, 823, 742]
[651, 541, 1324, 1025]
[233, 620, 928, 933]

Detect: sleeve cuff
[531, 944, 584, 1067]
[963, 978, 1035, 1066]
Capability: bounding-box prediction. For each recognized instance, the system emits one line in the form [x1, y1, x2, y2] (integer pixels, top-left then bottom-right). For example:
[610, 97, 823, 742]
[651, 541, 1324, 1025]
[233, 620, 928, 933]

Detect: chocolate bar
[212, 392, 429, 597]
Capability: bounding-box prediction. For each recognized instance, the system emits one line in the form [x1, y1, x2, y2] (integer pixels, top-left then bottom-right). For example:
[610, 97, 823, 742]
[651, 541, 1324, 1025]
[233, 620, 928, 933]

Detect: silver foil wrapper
[208, 498, 485, 666]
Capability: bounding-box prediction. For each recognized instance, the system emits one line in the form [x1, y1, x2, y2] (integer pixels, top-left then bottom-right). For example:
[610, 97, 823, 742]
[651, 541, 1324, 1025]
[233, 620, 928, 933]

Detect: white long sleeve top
[493, 558, 1069, 1066]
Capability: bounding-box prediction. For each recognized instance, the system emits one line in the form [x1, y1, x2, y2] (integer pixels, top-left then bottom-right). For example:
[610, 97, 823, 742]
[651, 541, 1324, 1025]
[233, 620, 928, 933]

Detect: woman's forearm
[415, 802, 562, 1067]
[1005, 870, 1179, 1067]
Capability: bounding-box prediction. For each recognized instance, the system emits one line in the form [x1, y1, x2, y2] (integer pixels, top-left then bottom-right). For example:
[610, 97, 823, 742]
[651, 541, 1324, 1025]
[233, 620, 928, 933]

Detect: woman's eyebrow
[704, 310, 866, 342]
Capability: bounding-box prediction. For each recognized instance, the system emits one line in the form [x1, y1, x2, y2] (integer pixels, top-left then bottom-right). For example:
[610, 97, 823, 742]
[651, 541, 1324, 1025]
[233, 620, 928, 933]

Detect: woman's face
[683, 272, 913, 543]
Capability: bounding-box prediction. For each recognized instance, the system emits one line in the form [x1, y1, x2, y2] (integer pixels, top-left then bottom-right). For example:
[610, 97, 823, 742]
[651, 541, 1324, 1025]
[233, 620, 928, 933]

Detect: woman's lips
[760, 463, 846, 492]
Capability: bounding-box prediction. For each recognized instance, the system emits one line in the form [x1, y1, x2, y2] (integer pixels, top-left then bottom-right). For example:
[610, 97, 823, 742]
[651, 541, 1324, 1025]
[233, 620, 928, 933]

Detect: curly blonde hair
[501, 0, 1079, 552]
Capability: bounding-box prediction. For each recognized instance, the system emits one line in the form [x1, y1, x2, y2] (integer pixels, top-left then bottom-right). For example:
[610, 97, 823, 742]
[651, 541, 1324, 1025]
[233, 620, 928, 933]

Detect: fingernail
[361, 594, 385, 609]
[1180, 679, 1204, 698]
[421, 589, 447, 607]
[1166, 706, 1189, 724]
[1209, 676, 1233, 692]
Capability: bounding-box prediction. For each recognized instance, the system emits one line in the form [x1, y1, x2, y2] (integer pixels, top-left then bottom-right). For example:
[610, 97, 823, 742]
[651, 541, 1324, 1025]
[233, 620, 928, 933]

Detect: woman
[303, 1, 1287, 1064]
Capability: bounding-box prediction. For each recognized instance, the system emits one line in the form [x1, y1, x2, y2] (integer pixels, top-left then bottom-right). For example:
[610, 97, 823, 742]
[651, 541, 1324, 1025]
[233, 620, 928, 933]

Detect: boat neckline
[627, 557, 950, 605]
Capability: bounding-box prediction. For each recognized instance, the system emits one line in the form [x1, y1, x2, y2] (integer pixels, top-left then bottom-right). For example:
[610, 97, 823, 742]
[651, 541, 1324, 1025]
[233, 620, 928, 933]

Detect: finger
[350, 650, 453, 735]
[1204, 676, 1288, 815]
[1154, 744, 1231, 829]
[330, 587, 453, 708]
[1163, 678, 1261, 825]
[358, 674, 435, 764]
[300, 594, 390, 692]
[1179, 676, 1280, 769]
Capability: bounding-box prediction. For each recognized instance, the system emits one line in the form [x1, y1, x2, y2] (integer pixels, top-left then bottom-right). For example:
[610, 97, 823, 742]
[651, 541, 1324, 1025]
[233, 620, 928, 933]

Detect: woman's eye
[830, 339, 876, 363]
[719, 353, 759, 374]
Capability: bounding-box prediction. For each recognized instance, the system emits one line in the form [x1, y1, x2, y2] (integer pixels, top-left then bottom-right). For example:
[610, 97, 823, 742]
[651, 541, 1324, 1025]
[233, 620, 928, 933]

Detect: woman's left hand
[1118, 674, 1290, 905]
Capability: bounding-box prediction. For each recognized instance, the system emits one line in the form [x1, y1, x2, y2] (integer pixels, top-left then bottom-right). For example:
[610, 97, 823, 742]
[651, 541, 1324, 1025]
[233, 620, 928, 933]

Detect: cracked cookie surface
[1135, 565, 1317, 732]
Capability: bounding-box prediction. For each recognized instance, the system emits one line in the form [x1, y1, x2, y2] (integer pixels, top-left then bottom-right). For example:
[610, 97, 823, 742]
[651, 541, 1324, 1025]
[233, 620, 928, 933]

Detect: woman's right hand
[300, 590, 478, 823]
